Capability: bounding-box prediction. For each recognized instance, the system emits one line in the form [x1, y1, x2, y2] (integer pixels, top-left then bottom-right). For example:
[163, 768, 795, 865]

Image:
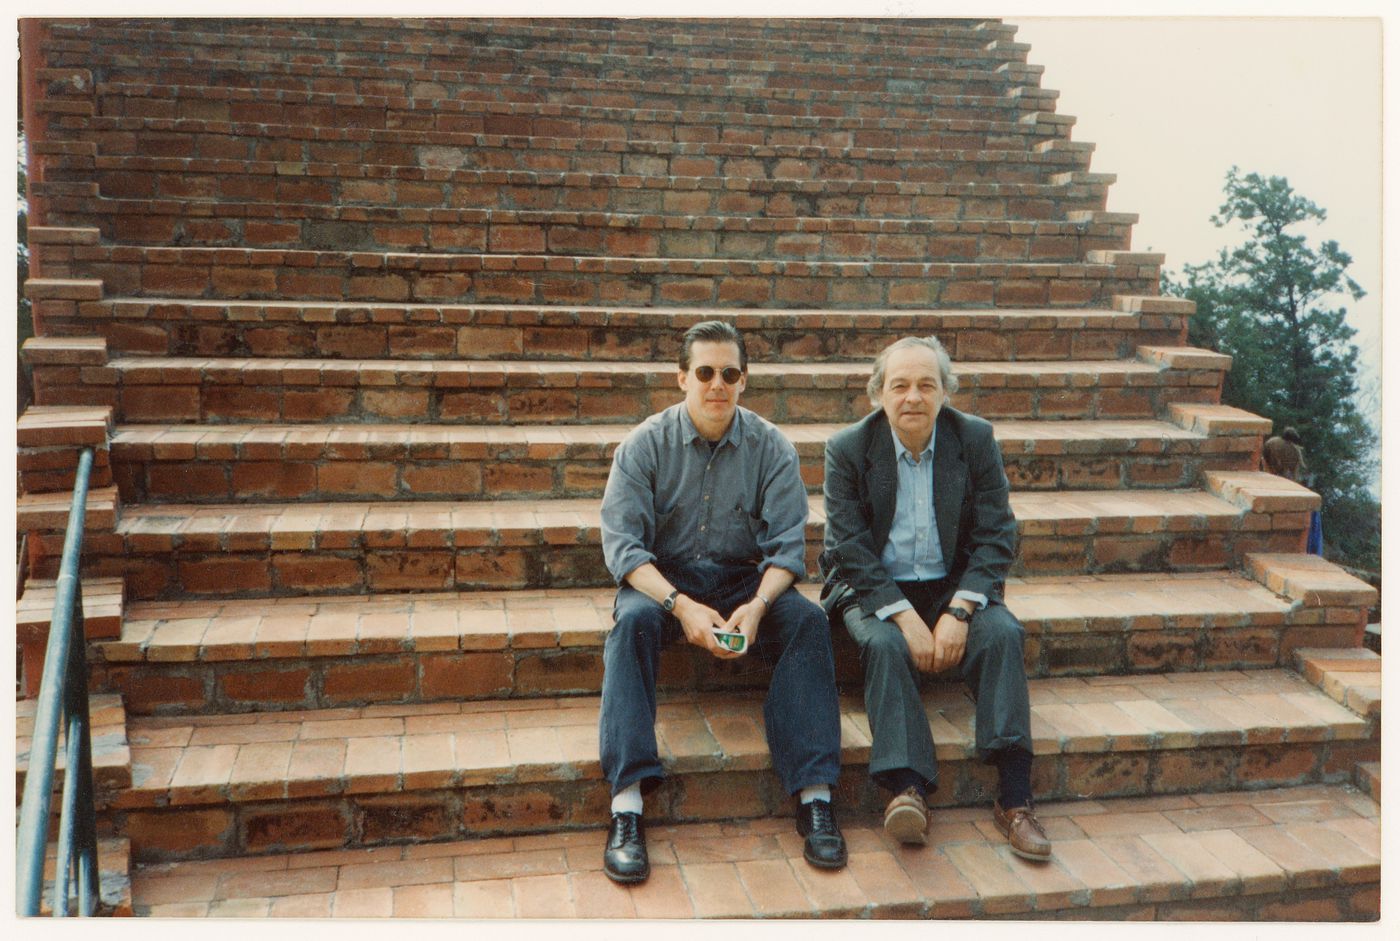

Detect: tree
[1162, 167, 1379, 572]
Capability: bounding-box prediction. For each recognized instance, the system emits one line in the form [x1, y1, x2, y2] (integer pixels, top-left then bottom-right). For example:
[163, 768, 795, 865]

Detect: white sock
[611, 782, 643, 815]
[798, 785, 831, 805]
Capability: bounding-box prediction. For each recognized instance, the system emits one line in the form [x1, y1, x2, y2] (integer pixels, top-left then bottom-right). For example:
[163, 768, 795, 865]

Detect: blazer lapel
[864, 420, 898, 550]
[932, 412, 965, 560]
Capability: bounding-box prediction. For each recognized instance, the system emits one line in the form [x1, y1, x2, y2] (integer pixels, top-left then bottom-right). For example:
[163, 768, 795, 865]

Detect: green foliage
[1161, 167, 1379, 571]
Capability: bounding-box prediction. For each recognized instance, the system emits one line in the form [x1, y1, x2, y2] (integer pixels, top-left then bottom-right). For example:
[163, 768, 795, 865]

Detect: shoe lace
[1010, 806, 1047, 838]
[807, 799, 837, 834]
[613, 813, 641, 843]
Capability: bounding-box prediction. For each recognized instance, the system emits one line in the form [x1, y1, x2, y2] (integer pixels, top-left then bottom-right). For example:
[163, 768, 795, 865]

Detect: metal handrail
[16, 447, 100, 917]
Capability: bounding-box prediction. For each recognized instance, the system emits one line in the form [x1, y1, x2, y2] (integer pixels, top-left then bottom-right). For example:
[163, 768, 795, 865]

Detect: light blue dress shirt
[875, 425, 988, 621]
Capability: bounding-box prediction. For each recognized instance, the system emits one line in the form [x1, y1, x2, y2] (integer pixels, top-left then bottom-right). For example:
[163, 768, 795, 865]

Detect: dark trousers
[842, 578, 1032, 793]
[599, 561, 842, 797]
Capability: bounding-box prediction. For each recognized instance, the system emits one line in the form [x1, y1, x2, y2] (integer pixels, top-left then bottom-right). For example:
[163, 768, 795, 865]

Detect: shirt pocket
[715, 505, 761, 560]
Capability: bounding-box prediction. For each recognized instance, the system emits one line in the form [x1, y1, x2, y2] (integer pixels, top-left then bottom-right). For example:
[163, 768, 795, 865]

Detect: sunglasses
[693, 365, 744, 384]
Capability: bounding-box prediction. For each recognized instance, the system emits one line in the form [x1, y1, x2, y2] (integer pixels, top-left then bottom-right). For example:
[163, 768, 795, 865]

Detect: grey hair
[866, 336, 958, 403]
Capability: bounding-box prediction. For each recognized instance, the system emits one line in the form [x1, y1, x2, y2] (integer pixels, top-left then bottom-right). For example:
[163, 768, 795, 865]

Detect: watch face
[953, 607, 972, 622]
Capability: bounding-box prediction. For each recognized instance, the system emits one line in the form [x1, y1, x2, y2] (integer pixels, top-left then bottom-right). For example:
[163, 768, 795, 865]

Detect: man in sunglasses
[596, 320, 845, 884]
[819, 336, 1049, 861]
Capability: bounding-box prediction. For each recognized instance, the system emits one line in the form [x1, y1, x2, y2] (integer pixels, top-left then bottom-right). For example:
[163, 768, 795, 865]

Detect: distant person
[1262, 426, 1323, 555]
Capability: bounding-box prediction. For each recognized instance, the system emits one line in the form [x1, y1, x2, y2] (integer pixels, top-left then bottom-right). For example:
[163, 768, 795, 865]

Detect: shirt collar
[889, 422, 935, 465]
[678, 402, 744, 449]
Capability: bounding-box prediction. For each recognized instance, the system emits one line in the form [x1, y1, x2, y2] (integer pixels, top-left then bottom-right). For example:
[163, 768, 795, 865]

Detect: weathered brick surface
[21, 16, 1377, 922]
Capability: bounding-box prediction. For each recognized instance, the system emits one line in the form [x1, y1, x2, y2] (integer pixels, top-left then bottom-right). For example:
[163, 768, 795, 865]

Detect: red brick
[211, 266, 277, 296]
[283, 388, 354, 421]
[218, 667, 313, 706]
[361, 390, 430, 419]
[125, 808, 233, 858]
[357, 795, 456, 844]
[272, 554, 363, 592]
[121, 386, 201, 421]
[232, 462, 318, 499]
[1236, 744, 1319, 786]
[365, 552, 454, 591]
[322, 660, 417, 703]
[317, 462, 398, 496]
[460, 787, 569, 831]
[419, 652, 513, 700]
[241, 802, 349, 854]
[178, 558, 273, 595]
[146, 463, 230, 500]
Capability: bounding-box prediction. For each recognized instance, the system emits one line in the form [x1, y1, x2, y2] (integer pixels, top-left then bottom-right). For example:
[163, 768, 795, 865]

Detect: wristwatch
[949, 606, 974, 623]
[662, 589, 680, 612]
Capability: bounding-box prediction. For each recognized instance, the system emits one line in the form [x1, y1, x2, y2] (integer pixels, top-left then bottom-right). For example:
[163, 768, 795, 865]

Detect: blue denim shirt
[600, 403, 809, 584]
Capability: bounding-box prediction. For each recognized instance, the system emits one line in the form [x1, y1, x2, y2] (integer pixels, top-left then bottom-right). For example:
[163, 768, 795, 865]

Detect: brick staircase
[18, 17, 1379, 920]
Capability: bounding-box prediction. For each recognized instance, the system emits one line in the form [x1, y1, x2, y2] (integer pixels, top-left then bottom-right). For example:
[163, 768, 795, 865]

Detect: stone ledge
[1245, 553, 1380, 608]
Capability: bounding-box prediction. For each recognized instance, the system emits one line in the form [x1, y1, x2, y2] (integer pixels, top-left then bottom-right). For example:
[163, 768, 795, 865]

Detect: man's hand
[674, 595, 731, 658]
[718, 598, 765, 659]
[931, 608, 970, 673]
[892, 609, 935, 673]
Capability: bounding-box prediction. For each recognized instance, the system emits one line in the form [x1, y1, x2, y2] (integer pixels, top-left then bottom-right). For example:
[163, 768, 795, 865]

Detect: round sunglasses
[693, 365, 745, 384]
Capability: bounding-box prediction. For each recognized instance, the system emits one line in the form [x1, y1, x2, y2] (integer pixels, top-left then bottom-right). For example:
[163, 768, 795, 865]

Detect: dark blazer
[819, 406, 1017, 618]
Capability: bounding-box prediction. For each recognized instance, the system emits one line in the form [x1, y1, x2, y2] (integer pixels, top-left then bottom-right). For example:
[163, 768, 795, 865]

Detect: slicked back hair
[678, 320, 747, 373]
[866, 336, 958, 404]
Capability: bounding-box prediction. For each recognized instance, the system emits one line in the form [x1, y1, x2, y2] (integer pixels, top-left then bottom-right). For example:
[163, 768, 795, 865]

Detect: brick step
[52, 115, 1094, 186]
[32, 353, 1224, 426]
[52, 22, 1035, 94]
[91, 82, 1068, 154]
[17, 575, 125, 696]
[76, 51, 1046, 125]
[44, 298, 1188, 362]
[50, 155, 1109, 220]
[108, 671, 1377, 864]
[68, 49, 1031, 99]
[1292, 648, 1380, 719]
[16, 693, 133, 799]
[106, 415, 1261, 505]
[42, 245, 1158, 309]
[75, 17, 1024, 71]
[63, 17, 1019, 55]
[125, 784, 1381, 920]
[92, 562, 1377, 715]
[50, 195, 1130, 264]
[36, 836, 133, 916]
[16, 403, 115, 494]
[62, 205, 1129, 266]
[38, 482, 1315, 600]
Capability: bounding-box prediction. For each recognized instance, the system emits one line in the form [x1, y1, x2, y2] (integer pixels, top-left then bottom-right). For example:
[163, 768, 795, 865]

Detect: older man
[597, 320, 846, 884]
[820, 336, 1050, 860]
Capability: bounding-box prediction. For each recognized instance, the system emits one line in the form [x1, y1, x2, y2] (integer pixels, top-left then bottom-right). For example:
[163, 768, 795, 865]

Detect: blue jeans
[599, 561, 841, 797]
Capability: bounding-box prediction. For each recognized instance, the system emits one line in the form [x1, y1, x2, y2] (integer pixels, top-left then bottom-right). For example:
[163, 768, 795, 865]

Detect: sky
[1014, 17, 1383, 432]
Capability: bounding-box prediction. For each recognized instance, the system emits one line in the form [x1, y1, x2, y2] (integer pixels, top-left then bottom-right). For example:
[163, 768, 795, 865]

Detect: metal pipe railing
[16, 448, 100, 917]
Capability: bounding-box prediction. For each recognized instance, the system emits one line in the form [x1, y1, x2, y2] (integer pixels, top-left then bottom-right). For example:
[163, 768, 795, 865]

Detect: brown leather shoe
[884, 787, 928, 846]
[993, 801, 1052, 860]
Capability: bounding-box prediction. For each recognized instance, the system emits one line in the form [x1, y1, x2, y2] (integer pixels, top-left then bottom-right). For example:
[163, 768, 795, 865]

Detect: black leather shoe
[603, 812, 649, 884]
[796, 798, 847, 870]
